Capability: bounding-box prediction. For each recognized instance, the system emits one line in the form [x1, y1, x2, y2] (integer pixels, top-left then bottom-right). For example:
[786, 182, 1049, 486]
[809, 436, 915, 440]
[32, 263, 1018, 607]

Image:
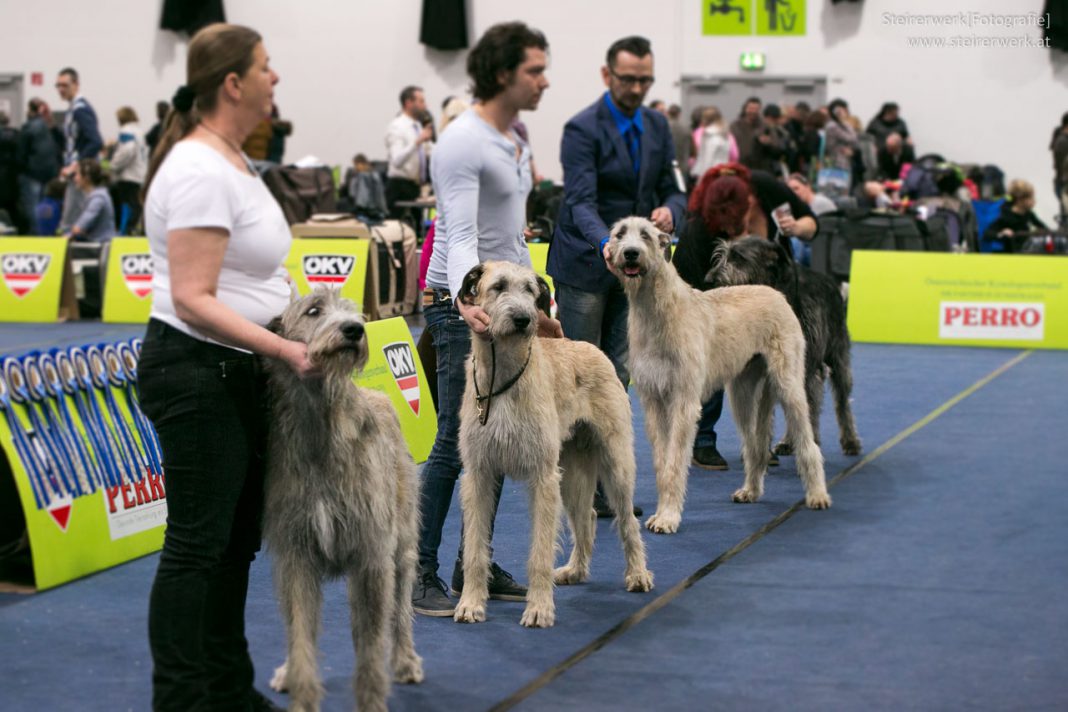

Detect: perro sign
[940, 302, 1044, 341]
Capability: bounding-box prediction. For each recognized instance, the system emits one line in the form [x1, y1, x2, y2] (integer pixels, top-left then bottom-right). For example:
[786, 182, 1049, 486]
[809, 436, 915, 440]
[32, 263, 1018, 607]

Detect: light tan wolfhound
[453, 261, 654, 628]
[263, 289, 423, 712]
[609, 217, 832, 535]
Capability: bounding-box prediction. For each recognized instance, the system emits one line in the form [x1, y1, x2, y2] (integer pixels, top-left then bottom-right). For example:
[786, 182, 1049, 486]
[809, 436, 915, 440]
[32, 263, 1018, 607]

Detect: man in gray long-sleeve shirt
[414, 21, 562, 618]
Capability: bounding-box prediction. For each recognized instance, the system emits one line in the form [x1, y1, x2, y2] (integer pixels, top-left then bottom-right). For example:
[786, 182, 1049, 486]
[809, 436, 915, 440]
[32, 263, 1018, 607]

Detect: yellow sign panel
[848, 251, 1068, 350]
[284, 239, 370, 313]
[355, 318, 437, 463]
[102, 237, 153, 323]
[0, 237, 76, 322]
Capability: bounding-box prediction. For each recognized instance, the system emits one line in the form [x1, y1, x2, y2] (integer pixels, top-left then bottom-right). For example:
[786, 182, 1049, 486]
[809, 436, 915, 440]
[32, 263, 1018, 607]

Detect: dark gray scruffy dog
[263, 288, 423, 712]
[706, 237, 862, 456]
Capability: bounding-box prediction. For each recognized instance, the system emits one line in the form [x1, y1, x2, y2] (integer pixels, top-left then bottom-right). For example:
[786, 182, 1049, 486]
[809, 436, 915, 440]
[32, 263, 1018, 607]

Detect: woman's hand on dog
[277, 338, 319, 379]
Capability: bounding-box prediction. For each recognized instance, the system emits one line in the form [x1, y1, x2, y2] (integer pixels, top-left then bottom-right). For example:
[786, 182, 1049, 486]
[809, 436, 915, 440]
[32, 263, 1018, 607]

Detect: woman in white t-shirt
[136, 23, 310, 712]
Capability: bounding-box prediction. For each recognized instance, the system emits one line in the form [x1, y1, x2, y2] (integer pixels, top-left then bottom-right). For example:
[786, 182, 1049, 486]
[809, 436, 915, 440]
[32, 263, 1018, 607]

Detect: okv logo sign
[2, 253, 51, 298]
[302, 254, 355, 287]
[383, 341, 420, 415]
[703, 0, 806, 36]
[121, 254, 153, 299]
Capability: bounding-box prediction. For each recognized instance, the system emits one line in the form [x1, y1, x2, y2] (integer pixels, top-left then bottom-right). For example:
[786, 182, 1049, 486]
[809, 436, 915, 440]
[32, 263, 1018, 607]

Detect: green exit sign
[740, 52, 766, 70]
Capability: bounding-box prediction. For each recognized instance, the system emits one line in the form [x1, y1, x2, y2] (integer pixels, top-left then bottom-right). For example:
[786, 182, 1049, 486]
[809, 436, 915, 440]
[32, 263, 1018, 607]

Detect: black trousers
[110, 180, 143, 234]
[137, 319, 268, 712]
[386, 176, 420, 221]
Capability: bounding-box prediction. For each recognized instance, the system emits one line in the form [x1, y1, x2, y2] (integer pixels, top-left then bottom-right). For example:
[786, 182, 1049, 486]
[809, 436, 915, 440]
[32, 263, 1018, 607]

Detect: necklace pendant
[477, 401, 487, 426]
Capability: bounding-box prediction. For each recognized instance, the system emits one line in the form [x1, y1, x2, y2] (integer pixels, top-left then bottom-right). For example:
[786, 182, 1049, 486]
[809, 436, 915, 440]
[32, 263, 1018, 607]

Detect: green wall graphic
[703, 0, 806, 37]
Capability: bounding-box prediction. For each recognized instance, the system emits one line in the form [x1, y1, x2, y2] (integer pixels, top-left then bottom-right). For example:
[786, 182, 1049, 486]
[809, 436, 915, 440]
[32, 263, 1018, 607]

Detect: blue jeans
[137, 319, 266, 712]
[554, 281, 630, 385]
[695, 390, 724, 449]
[417, 294, 503, 576]
[790, 236, 812, 267]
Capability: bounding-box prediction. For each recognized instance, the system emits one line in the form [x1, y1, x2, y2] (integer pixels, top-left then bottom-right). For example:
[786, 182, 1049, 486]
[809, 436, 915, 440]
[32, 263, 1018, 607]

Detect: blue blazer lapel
[599, 102, 637, 187]
[637, 108, 656, 200]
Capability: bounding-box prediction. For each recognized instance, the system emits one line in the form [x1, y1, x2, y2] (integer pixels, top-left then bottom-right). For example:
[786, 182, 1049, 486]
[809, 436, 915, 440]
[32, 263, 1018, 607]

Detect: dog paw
[454, 597, 486, 623]
[732, 487, 760, 503]
[625, 569, 654, 592]
[644, 511, 680, 534]
[805, 491, 833, 510]
[772, 441, 794, 456]
[393, 654, 424, 684]
[519, 603, 556, 628]
[269, 661, 288, 693]
[553, 565, 587, 585]
[841, 438, 862, 456]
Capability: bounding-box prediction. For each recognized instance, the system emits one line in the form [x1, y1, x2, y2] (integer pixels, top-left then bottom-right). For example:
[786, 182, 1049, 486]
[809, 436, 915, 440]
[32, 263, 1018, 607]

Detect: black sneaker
[768, 451, 780, 467]
[412, 570, 455, 617]
[593, 492, 643, 519]
[452, 560, 528, 601]
[693, 445, 729, 470]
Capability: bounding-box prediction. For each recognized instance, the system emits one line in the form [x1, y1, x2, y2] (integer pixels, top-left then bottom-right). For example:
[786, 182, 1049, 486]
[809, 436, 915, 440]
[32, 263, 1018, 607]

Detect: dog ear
[535, 275, 552, 317]
[658, 232, 672, 250]
[266, 315, 283, 335]
[457, 263, 485, 305]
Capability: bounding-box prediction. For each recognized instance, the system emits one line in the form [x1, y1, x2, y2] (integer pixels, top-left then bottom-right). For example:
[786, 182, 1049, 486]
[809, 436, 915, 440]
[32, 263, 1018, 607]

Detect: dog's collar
[472, 340, 533, 426]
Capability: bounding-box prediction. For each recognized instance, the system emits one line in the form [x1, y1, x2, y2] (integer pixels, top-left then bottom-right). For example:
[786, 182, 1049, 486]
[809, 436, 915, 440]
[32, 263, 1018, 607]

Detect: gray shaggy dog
[705, 236, 861, 456]
[263, 288, 422, 712]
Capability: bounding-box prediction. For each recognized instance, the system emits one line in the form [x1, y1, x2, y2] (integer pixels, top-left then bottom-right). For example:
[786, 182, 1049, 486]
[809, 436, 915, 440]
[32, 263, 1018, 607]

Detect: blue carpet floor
[0, 341, 1064, 711]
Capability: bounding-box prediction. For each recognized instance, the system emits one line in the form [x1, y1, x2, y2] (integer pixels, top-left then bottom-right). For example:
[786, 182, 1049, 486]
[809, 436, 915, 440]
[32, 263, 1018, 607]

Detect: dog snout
[512, 314, 531, 332]
[623, 248, 640, 262]
[340, 321, 365, 342]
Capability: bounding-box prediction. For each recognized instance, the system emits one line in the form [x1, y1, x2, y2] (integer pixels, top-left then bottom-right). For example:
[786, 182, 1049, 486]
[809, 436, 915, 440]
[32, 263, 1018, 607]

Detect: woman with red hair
[671, 162, 817, 470]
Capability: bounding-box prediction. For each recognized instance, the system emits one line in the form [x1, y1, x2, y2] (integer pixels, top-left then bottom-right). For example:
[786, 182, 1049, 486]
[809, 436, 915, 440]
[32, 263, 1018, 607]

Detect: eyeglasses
[609, 70, 655, 88]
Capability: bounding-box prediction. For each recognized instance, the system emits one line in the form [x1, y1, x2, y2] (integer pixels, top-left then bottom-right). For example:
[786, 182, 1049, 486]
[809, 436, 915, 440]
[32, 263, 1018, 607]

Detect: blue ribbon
[86, 346, 144, 483]
[38, 352, 103, 493]
[3, 357, 70, 499]
[114, 343, 163, 476]
[0, 369, 50, 509]
[67, 347, 125, 488]
[20, 355, 85, 497]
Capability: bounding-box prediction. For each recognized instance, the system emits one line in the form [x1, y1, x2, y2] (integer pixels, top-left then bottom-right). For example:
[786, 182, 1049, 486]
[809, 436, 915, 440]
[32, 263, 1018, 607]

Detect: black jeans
[137, 319, 268, 712]
[386, 176, 420, 221]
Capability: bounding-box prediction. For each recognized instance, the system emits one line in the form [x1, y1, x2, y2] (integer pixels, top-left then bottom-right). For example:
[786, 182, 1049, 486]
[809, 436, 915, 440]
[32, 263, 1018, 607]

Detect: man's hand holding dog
[650, 207, 674, 234]
[537, 312, 564, 338]
[458, 300, 493, 340]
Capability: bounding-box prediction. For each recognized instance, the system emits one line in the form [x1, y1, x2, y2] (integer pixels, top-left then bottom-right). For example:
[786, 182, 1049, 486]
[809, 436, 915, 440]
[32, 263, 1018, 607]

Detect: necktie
[415, 122, 427, 183]
[624, 124, 640, 174]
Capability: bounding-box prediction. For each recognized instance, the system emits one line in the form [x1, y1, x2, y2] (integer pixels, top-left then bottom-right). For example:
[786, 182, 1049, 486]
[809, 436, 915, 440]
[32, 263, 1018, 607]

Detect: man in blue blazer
[547, 36, 686, 516]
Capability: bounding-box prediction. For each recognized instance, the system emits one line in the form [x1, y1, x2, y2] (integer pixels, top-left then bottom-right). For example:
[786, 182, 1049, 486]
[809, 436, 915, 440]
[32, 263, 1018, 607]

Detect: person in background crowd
[66, 158, 115, 243]
[439, 95, 469, 136]
[145, 100, 170, 157]
[876, 131, 915, 182]
[866, 101, 912, 150]
[730, 96, 764, 170]
[786, 171, 837, 265]
[802, 108, 828, 177]
[784, 102, 811, 173]
[55, 67, 103, 233]
[755, 103, 790, 176]
[137, 22, 304, 712]
[691, 105, 735, 180]
[265, 103, 292, 164]
[339, 152, 387, 218]
[649, 98, 667, 115]
[0, 113, 21, 231]
[385, 85, 434, 218]
[1050, 112, 1068, 223]
[984, 179, 1048, 251]
[547, 34, 685, 518]
[36, 179, 65, 237]
[107, 106, 148, 233]
[666, 104, 692, 180]
[417, 21, 560, 617]
[17, 98, 60, 234]
[823, 98, 860, 180]
[673, 163, 816, 470]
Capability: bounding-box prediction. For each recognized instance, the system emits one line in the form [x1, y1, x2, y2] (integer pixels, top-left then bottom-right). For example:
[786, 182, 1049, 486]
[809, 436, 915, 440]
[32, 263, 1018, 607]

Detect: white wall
[1, 0, 1063, 219]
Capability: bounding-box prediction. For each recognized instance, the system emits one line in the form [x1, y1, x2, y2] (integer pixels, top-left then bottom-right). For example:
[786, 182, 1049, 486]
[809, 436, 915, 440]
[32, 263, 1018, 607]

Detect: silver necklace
[199, 121, 256, 174]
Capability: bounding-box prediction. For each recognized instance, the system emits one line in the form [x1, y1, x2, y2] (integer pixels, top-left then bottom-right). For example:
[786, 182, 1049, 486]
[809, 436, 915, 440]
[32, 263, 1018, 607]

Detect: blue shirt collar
[603, 92, 643, 137]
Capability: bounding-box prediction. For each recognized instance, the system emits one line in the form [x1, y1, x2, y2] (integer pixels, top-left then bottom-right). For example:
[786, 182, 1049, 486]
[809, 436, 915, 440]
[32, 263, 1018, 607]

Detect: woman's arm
[167, 227, 314, 376]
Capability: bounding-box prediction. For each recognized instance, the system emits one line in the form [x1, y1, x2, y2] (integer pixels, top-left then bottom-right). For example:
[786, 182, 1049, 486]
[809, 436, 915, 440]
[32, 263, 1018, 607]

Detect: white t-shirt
[144, 140, 291, 343]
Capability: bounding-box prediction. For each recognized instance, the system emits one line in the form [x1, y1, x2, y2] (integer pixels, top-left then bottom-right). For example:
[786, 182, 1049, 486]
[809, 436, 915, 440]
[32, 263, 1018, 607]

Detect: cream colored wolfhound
[264, 289, 423, 712]
[453, 261, 653, 628]
[610, 217, 831, 534]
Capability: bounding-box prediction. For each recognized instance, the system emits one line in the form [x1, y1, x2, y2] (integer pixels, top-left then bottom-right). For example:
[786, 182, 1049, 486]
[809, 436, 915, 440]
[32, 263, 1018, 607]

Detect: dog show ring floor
[0, 319, 1065, 711]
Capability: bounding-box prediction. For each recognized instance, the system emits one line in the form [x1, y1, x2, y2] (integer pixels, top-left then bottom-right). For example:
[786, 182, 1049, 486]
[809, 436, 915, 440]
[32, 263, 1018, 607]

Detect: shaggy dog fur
[705, 236, 861, 456]
[263, 289, 422, 712]
[610, 217, 832, 534]
[452, 261, 653, 629]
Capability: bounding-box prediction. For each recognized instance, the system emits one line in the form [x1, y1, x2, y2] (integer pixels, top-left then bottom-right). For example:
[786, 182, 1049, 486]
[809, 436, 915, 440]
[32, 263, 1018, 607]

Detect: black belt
[422, 287, 453, 306]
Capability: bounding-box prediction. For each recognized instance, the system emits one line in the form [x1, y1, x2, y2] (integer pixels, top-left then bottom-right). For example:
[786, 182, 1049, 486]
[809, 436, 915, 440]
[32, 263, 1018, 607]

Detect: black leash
[472, 340, 533, 426]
